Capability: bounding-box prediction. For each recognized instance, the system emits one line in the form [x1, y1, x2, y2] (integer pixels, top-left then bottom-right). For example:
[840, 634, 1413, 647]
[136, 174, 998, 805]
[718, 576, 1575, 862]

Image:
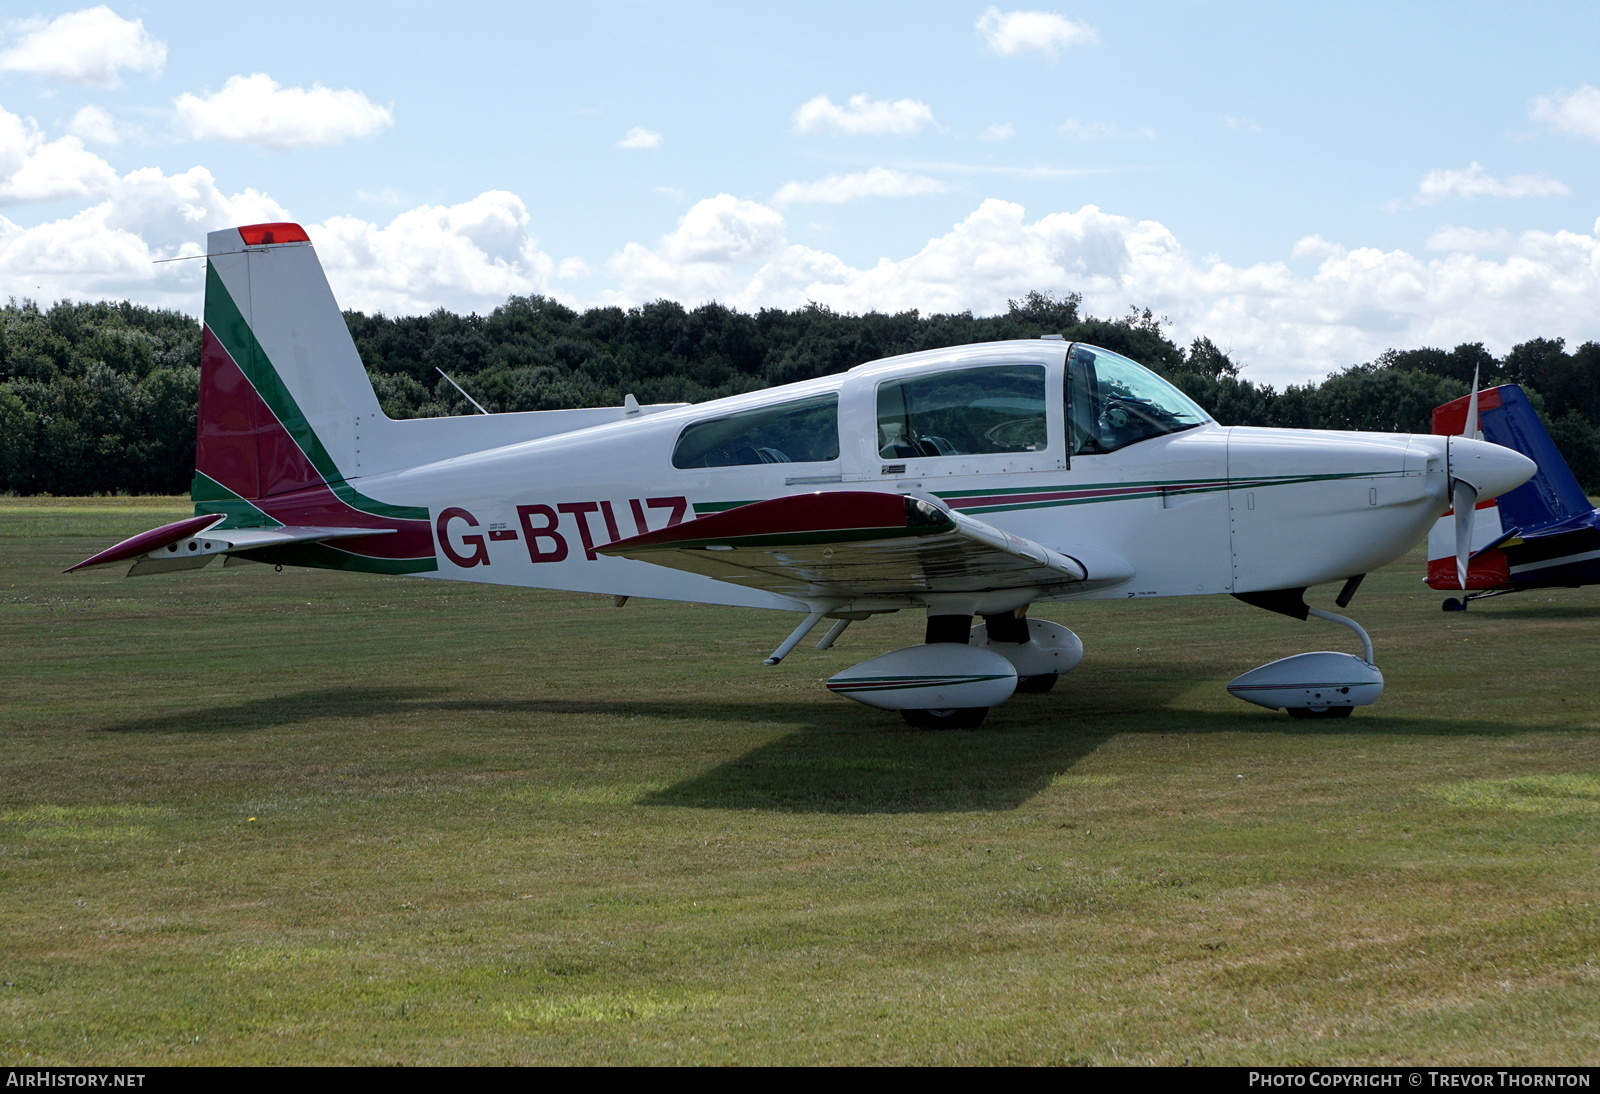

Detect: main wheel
[901, 707, 989, 729]
[1286, 705, 1354, 720]
[1442, 598, 1466, 612]
[1014, 673, 1059, 694]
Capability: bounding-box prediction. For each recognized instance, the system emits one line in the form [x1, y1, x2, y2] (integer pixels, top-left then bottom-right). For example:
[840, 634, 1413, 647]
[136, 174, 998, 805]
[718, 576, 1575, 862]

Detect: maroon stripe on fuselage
[251, 484, 435, 559]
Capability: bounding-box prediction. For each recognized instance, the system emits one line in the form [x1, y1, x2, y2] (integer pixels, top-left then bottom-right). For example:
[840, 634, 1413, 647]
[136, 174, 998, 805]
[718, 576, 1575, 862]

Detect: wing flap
[598, 491, 1088, 600]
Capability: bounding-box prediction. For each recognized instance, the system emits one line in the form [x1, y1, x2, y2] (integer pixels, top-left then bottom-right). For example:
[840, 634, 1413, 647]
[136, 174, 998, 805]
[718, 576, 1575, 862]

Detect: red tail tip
[238, 222, 310, 246]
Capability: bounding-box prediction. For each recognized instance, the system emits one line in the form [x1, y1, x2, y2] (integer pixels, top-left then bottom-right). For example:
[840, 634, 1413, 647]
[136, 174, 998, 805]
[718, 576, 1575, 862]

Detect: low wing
[597, 491, 1091, 600]
[67, 516, 396, 576]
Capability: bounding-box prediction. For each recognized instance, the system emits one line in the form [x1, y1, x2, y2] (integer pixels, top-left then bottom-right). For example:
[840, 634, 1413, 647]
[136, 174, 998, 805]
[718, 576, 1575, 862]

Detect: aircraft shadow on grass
[95, 680, 1562, 815]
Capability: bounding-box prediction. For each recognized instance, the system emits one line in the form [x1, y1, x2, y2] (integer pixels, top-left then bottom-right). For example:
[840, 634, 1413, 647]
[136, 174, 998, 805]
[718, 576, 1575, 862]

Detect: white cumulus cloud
[607, 193, 786, 302]
[1531, 84, 1600, 141]
[174, 73, 394, 151]
[0, 6, 165, 87]
[0, 175, 562, 319]
[773, 168, 945, 205]
[975, 6, 1097, 58]
[617, 126, 662, 149]
[792, 94, 935, 137]
[0, 107, 119, 204]
[310, 191, 557, 316]
[67, 104, 120, 145]
[1395, 162, 1570, 208]
[596, 198, 1600, 387]
[10, 169, 1600, 390]
[0, 164, 286, 308]
[980, 123, 1015, 142]
[1427, 225, 1517, 253]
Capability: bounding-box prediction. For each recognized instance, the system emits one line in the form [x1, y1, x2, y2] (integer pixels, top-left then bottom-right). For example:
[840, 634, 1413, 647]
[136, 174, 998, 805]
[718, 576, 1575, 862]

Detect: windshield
[1066, 344, 1209, 455]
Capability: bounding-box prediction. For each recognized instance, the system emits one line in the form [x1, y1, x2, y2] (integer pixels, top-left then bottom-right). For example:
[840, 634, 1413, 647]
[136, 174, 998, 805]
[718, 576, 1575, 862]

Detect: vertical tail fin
[196, 222, 385, 512]
[194, 222, 436, 572]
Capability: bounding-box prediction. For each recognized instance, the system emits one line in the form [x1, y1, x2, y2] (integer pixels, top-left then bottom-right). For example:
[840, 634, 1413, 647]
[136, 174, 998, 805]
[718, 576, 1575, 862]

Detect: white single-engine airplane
[71, 223, 1536, 726]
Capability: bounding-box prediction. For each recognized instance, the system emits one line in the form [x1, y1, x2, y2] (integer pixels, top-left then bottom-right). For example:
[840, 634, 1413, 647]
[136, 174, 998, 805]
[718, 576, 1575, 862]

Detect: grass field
[3, 496, 1599, 1065]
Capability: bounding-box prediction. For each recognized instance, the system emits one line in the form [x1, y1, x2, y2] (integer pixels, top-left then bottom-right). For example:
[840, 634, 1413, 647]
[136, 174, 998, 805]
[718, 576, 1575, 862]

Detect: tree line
[3, 291, 1598, 496]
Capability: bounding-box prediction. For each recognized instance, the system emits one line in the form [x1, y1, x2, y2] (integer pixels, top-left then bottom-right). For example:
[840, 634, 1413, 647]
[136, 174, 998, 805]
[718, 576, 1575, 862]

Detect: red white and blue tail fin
[1426, 384, 1589, 590]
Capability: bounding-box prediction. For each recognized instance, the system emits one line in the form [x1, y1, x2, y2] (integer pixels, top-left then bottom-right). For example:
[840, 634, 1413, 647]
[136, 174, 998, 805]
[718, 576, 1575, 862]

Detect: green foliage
[1547, 413, 1600, 494]
[1, 299, 201, 495]
[5, 292, 1600, 496]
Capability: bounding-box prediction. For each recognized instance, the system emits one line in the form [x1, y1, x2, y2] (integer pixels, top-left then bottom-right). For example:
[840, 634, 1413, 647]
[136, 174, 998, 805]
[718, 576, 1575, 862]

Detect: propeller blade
[1453, 479, 1478, 588]
[1463, 364, 1482, 441]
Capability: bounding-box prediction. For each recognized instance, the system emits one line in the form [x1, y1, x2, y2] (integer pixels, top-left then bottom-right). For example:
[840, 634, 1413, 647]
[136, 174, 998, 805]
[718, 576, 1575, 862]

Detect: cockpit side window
[672, 392, 840, 469]
[875, 365, 1048, 459]
[1066, 345, 1208, 455]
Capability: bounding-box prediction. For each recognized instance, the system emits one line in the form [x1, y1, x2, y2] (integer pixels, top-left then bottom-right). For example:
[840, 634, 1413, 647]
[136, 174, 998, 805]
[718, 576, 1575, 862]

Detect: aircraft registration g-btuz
[71, 222, 1536, 726]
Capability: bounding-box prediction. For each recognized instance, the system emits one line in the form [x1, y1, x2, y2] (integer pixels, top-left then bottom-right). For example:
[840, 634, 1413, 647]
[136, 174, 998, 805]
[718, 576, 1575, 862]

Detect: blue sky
[2, 1, 1598, 385]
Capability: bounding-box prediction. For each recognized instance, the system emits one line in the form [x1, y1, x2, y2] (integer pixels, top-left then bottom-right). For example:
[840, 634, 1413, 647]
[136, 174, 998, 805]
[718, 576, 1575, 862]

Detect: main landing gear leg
[982, 608, 1058, 693]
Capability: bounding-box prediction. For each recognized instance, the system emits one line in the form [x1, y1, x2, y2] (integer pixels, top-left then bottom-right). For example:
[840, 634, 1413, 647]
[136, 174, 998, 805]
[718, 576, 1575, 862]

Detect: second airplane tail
[1426, 383, 1590, 590]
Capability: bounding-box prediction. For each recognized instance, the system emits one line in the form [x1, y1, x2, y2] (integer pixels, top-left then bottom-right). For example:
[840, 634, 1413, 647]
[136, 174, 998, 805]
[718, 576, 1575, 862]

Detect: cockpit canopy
[669, 340, 1212, 470]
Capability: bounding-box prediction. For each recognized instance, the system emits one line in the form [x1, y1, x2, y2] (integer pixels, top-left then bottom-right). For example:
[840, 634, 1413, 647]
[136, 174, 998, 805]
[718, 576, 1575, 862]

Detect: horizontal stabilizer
[70, 519, 397, 577]
[64, 514, 226, 572]
[597, 491, 1091, 600]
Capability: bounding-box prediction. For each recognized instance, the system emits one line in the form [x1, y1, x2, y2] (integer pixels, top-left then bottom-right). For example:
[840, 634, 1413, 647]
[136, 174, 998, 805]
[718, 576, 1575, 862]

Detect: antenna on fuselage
[436, 368, 488, 414]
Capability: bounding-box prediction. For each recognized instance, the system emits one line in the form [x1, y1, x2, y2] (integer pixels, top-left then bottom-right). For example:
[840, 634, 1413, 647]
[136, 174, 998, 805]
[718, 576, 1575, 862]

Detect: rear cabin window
[876, 364, 1048, 459]
[672, 393, 840, 468]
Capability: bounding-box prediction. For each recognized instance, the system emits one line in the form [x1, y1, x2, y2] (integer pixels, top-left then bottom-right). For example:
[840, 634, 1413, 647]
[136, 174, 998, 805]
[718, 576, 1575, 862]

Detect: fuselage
[345, 340, 1463, 613]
